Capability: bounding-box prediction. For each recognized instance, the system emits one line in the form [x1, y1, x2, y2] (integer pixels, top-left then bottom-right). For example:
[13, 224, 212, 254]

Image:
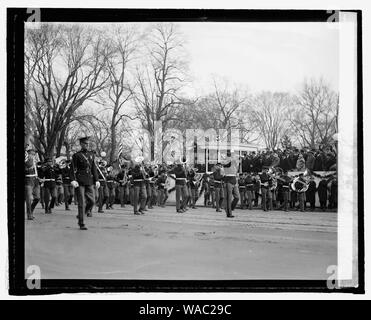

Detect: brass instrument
[291, 176, 309, 192]
[58, 159, 67, 169]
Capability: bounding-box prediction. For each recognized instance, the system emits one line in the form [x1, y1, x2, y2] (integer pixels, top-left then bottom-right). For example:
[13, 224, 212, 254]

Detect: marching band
[25, 138, 338, 230]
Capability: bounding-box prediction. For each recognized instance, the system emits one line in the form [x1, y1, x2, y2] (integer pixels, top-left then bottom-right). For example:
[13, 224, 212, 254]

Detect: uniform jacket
[70, 150, 98, 186]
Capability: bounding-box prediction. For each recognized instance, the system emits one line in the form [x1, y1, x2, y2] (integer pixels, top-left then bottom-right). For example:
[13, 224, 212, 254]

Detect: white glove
[95, 181, 100, 189]
[71, 181, 79, 188]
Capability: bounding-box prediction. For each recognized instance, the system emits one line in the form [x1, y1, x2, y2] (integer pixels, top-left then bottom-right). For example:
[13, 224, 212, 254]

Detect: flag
[118, 141, 123, 158]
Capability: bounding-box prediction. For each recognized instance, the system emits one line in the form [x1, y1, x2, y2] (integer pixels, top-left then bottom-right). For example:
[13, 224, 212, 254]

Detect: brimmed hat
[79, 136, 91, 144]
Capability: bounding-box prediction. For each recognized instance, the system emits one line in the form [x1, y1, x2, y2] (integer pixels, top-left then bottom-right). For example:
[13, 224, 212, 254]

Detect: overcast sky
[176, 22, 339, 96]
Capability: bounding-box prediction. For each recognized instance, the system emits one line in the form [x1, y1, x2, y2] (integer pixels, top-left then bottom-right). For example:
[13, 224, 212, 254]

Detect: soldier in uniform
[259, 166, 273, 211]
[97, 160, 108, 213]
[280, 170, 292, 212]
[213, 163, 224, 212]
[168, 160, 188, 213]
[25, 148, 40, 220]
[60, 160, 74, 211]
[220, 151, 240, 218]
[187, 166, 198, 209]
[116, 165, 128, 208]
[70, 136, 100, 230]
[131, 160, 147, 215]
[105, 166, 116, 210]
[39, 157, 57, 214]
[253, 173, 260, 207]
[156, 170, 168, 207]
[245, 172, 254, 210]
[238, 173, 246, 209]
[317, 177, 328, 211]
[306, 176, 317, 211]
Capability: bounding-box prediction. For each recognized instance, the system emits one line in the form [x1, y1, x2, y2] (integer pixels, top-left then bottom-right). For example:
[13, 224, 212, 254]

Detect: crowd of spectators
[241, 146, 337, 173]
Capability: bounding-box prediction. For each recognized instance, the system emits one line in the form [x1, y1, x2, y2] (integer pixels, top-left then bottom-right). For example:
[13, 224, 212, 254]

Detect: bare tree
[95, 25, 140, 163]
[25, 24, 111, 158]
[289, 78, 338, 148]
[133, 23, 189, 160]
[249, 91, 292, 149]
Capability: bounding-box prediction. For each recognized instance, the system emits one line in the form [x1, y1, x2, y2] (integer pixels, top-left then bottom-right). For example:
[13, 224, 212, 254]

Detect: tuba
[58, 159, 67, 169]
[291, 176, 309, 192]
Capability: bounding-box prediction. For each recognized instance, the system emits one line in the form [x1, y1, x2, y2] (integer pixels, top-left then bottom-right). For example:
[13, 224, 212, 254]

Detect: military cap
[78, 136, 91, 143]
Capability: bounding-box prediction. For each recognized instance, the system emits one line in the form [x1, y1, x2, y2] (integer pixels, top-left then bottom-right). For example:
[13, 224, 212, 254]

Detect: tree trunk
[110, 123, 116, 164]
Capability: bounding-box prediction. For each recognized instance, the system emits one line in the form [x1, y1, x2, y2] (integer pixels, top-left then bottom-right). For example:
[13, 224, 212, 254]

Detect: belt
[239, 186, 246, 188]
[214, 180, 222, 183]
[43, 179, 55, 181]
[225, 174, 236, 177]
[133, 179, 144, 182]
[25, 174, 37, 177]
[246, 184, 253, 186]
[99, 179, 105, 182]
[176, 178, 186, 180]
[107, 180, 114, 182]
[282, 186, 290, 188]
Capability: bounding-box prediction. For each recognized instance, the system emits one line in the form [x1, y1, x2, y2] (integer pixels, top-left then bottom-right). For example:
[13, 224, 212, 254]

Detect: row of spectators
[240, 146, 337, 173]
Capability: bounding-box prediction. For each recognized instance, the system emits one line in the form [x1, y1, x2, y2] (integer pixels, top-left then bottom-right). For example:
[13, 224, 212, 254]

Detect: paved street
[25, 204, 337, 280]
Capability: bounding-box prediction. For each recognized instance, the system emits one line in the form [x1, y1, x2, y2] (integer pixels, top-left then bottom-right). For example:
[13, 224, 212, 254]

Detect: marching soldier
[245, 172, 254, 210]
[70, 136, 100, 230]
[259, 166, 272, 211]
[253, 173, 260, 207]
[97, 160, 108, 213]
[306, 176, 317, 211]
[220, 151, 240, 218]
[156, 170, 168, 207]
[116, 165, 128, 208]
[238, 173, 246, 209]
[39, 157, 57, 214]
[280, 170, 292, 212]
[296, 173, 307, 212]
[25, 147, 40, 220]
[213, 163, 224, 213]
[187, 166, 197, 209]
[105, 166, 116, 210]
[145, 165, 155, 209]
[168, 159, 188, 213]
[60, 160, 74, 211]
[208, 173, 216, 208]
[131, 159, 147, 215]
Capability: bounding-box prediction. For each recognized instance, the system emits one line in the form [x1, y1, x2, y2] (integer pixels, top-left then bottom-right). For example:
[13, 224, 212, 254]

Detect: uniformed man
[105, 166, 116, 210]
[39, 157, 57, 214]
[156, 170, 168, 207]
[24, 147, 40, 220]
[220, 151, 240, 218]
[238, 173, 246, 209]
[131, 160, 147, 215]
[213, 163, 224, 213]
[306, 176, 317, 211]
[168, 159, 188, 213]
[116, 165, 128, 208]
[259, 166, 272, 211]
[60, 160, 74, 211]
[245, 172, 254, 210]
[280, 170, 292, 212]
[70, 136, 100, 230]
[187, 166, 197, 209]
[97, 160, 108, 213]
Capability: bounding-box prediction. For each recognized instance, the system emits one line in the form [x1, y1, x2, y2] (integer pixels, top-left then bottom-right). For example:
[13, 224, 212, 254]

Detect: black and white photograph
[4, 4, 365, 297]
